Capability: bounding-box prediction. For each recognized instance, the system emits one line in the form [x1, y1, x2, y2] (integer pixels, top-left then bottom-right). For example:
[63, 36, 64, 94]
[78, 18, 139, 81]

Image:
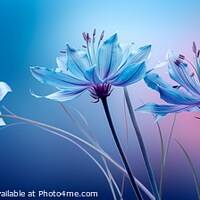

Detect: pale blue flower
[30, 30, 151, 102]
[137, 44, 200, 119]
[0, 82, 11, 125]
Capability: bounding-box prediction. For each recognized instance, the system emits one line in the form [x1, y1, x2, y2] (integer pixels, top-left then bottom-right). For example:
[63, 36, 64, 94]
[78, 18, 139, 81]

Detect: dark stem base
[101, 97, 143, 200]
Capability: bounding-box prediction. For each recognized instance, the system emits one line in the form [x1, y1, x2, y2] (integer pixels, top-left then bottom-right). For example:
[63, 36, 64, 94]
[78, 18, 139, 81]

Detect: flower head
[30, 30, 151, 102]
[137, 42, 200, 120]
[0, 82, 11, 125]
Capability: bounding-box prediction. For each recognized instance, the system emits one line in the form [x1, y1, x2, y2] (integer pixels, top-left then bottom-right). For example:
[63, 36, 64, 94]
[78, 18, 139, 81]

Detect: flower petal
[109, 61, 146, 86]
[0, 82, 12, 101]
[137, 103, 198, 118]
[118, 44, 152, 71]
[84, 66, 102, 85]
[120, 43, 134, 64]
[144, 73, 172, 91]
[66, 44, 90, 79]
[31, 87, 87, 101]
[168, 50, 200, 95]
[98, 33, 123, 79]
[157, 86, 200, 105]
[56, 56, 67, 72]
[195, 58, 200, 81]
[30, 66, 90, 89]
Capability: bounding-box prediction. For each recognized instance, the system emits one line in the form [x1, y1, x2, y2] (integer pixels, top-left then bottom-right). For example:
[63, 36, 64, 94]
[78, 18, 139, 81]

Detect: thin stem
[175, 139, 200, 200]
[124, 87, 160, 200]
[59, 103, 119, 200]
[0, 113, 155, 200]
[121, 97, 130, 199]
[159, 114, 176, 198]
[101, 97, 143, 200]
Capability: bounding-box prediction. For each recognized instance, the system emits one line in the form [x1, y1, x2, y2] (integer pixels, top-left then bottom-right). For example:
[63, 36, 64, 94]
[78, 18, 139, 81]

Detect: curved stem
[0, 113, 155, 200]
[159, 114, 176, 198]
[101, 97, 143, 200]
[124, 87, 160, 200]
[59, 103, 118, 200]
[175, 139, 200, 200]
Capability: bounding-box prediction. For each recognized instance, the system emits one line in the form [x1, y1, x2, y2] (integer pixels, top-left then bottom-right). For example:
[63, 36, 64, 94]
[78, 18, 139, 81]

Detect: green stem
[124, 87, 160, 200]
[159, 114, 176, 198]
[101, 97, 143, 200]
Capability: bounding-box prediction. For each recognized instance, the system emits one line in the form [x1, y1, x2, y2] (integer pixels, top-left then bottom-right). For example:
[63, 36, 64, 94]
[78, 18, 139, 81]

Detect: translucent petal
[137, 103, 197, 117]
[144, 73, 172, 91]
[56, 56, 67, 72]
[109, 62, 146, 86]
[31, 87, 87, 102]
[66, 44, 90, 79]
[158, 86, 200, 105]
[118, 45, 151, 71]
[98, 33, 123, 79]
[195, 58, 200, 82]
[30, 66, 90, 89]
[168, 50, 200, 95]
[0, 82, 12, 101]
[84, 66, 102, 85]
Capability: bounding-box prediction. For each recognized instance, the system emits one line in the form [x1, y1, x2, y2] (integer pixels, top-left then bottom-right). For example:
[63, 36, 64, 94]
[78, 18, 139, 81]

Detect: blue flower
[0, 82, 11, 125]
[30, 30, 151, 102]
[137, 43, 200, 119]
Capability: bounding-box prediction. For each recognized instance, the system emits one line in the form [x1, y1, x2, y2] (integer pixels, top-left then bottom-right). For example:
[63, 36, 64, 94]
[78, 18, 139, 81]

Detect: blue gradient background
[0, 0, 200, 199]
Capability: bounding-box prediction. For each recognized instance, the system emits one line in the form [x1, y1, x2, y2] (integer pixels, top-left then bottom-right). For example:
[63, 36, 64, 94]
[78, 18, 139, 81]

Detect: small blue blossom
[137, 43, 200, 119]
[30, 30, 151, 102]
[0, 82, 11, 125]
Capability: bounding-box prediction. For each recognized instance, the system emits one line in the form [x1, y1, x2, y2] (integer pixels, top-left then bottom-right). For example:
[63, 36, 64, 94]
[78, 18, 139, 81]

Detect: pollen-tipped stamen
[92, 29, 97, 64]
[197, 50, 200, 58]
[179, 54, 185, 60]
[193, 41, 197, 54]
[60, 50, 66, 53]
[174, 59, 181, 66]
[98, 30, 105, 47]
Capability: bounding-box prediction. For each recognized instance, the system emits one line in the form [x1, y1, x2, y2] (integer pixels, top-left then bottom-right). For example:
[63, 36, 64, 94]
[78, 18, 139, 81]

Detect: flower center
[89, 83, 112, 102]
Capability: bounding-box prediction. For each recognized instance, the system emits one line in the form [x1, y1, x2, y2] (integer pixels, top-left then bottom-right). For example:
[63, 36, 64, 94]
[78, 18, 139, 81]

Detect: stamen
[190, 72, 195, 77]
[86, 33, 91, 44]
[193, 41, 197, 54]
[60, 50, 66, 53]
[98, 31, 105, 47]
[82, 45, 87, 48]
[178, 54, 185, 60]
[172, 85, 181, 89]
[197, 50, 200, 58]
[92, 29, 96, 43]
[82, 32, 87, 41]
[100, 31, 105, 41]
[174, 59, 181, 66]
